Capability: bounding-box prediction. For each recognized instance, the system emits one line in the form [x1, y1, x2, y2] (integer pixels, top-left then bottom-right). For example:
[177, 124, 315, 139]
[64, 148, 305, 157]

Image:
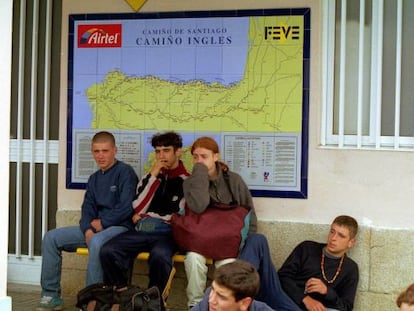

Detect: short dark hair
[92, 131, 115, 146]
[151, 131, 182, 150]
[397, 283, 414, 307]
[213, 260, 260, 302]
[332, 215, 359, 239]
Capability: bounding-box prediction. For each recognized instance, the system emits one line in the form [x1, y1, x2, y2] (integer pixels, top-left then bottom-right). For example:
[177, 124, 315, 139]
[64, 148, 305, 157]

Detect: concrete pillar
[0, 0, 13, 309]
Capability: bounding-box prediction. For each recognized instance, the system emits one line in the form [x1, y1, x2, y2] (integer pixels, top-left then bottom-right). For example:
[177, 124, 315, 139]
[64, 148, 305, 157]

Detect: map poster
[67, 8, 310, 198]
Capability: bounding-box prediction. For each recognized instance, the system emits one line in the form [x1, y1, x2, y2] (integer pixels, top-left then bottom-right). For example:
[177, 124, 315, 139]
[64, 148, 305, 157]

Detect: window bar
[370, 0, 384, 149]
[338, 0, 347, 147]
[28, 0, 40, 258]
[321, 0, 336, 147]
[42, 0, 52, 238]
[15, 0, 27, 259]
[356, 0, 366, 148]
[394, 0, 403, 149]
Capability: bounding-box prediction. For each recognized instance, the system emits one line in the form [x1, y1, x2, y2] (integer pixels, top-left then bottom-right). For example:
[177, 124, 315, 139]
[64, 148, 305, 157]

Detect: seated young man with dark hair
[192, 260, 274, 311]
[100, 131, 189, 303]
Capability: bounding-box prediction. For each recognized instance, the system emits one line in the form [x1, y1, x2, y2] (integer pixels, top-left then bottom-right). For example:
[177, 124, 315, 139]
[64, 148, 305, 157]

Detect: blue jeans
[239, 233, 302, 311]
[40, 225, 128, 297]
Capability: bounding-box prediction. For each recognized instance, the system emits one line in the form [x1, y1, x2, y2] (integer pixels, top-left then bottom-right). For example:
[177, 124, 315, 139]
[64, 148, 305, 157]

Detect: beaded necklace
[320, 250, 345, 284]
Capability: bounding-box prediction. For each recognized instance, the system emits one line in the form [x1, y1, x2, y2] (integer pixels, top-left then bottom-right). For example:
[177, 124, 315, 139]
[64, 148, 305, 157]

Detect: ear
[238, 297, 253, 311]
[175, 148, 182, 157]
[347, 237, 356, 249]
[213, 152, 219, 162]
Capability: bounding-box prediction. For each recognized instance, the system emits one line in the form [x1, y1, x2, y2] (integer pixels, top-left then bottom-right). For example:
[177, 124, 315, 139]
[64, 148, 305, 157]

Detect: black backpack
[76, 283, 162, 311]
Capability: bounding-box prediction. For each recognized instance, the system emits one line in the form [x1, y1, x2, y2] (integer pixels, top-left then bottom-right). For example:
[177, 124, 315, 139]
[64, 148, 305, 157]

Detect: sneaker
[35, 296, 64, 311]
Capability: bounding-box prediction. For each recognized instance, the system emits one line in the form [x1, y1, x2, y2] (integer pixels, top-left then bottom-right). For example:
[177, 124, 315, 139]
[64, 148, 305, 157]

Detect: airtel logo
[78, 24, 122, 48]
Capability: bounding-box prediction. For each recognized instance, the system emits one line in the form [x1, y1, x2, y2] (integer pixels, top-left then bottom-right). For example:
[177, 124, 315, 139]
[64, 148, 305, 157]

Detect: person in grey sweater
[183, 136, 257, 308]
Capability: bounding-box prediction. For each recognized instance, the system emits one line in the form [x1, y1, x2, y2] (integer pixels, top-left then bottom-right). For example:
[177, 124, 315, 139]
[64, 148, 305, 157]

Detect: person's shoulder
[88, 168, 101, 180]
[344, 254, 359, 269]
[297, 240, 323, 248]
[225, 169, 246, 184]
[341, 255, 359, 280]
[116, 160, 133, 170]
[293, 240, 324, 254]
[114, 160, 137, 175]
[171, 161, 191, 178]
[226, 169, 241, 178]
[180, 165, 191, 177]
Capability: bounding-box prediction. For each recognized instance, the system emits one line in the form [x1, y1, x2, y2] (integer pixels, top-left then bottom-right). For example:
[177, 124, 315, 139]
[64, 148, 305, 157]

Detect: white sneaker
[35, 296, 64, 311]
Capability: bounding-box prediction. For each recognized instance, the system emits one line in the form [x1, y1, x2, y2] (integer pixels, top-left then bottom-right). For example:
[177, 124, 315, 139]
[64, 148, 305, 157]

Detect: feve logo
[264, 24, 300, 43]
[77, 24, 122, 48]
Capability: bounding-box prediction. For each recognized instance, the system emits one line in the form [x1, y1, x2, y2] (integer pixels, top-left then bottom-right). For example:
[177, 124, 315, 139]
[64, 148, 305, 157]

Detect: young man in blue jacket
[36, 131, 138, 311]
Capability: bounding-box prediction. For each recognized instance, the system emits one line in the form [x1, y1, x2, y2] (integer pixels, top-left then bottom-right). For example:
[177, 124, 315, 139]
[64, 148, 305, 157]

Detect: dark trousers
[100, 230, 176, 293]
[239, 233, 301, 311]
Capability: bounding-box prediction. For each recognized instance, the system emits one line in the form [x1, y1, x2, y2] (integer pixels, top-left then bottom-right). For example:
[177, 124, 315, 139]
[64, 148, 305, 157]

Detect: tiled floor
[8, 283, 78, 311]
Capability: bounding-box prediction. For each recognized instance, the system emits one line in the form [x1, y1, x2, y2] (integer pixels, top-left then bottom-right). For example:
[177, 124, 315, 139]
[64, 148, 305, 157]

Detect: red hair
[190, 136, 219, 154]
[191, 137, 229, 171]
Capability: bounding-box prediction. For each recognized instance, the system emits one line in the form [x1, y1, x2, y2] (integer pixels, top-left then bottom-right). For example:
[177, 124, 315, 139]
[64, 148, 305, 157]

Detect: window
[322, 0, 414, 149]
[9, 0, 61, 258]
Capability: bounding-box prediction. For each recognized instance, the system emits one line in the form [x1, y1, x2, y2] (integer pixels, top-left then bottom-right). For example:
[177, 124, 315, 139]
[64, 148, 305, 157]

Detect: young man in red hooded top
[100, 131, 189, 302]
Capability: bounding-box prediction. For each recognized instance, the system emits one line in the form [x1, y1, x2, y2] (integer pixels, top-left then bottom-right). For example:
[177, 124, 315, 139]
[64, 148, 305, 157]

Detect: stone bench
[57, 212, 410, 310]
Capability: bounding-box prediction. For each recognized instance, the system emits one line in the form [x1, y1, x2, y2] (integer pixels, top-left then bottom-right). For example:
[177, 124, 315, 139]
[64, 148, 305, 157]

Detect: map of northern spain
[74, 14, 305, 133]
[70, 10, 308, 195]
